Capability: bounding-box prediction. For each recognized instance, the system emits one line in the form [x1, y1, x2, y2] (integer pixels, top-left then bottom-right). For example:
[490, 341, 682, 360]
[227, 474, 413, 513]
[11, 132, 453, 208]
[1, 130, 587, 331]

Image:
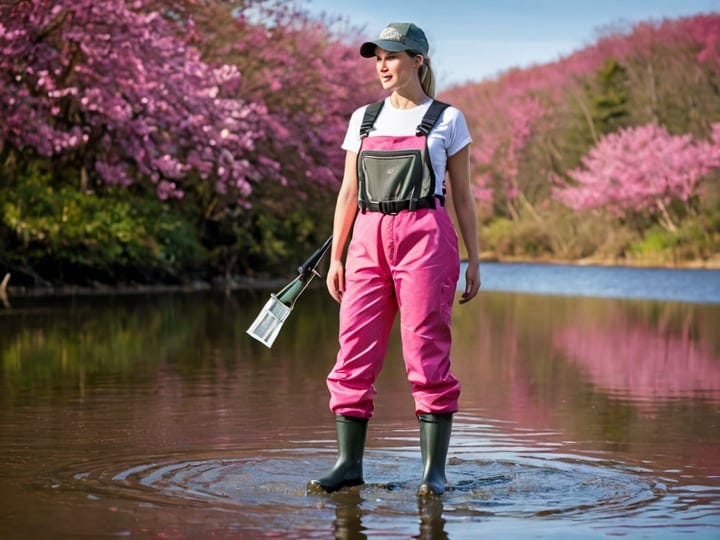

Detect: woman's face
[375, 48, 421, 92]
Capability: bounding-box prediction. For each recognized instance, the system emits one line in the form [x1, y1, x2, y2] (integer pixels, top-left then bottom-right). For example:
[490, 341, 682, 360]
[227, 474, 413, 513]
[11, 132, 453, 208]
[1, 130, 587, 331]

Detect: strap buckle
[378, 200, 405, 215]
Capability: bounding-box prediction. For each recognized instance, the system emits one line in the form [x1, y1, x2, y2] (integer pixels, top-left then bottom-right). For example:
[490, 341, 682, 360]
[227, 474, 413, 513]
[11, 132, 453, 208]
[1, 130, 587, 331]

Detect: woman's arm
[326, 151, 359, 303]
[446, 144, 481, 304]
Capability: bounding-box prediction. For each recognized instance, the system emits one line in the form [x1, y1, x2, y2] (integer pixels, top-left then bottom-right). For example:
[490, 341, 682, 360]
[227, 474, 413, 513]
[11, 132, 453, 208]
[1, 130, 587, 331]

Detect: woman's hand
[447, 144, 481, 305]
[325, 150, 358, 304]
[326, 260, 346, 304]
[459, 260, 481, 304]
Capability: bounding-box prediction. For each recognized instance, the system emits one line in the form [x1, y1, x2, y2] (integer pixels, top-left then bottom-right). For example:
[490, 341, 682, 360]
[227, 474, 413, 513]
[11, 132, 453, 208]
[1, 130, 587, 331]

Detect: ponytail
[406, 51, 436, 98]
[419, 57, 436, 98]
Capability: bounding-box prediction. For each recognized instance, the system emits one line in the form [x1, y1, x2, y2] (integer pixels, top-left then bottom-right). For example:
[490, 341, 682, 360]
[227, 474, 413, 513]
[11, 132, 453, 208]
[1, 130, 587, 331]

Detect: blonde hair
[407, 51, 436, 98]
[419, 58, 436, 98]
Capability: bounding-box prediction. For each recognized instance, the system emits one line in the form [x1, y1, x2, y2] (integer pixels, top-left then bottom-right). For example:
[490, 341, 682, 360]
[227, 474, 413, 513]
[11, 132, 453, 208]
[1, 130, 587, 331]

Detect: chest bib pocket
[359, 149, 426, 204]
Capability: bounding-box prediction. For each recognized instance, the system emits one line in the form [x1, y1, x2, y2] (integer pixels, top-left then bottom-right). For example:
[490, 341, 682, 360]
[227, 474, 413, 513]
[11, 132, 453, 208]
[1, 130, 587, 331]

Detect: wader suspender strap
[359, 99, 450, 138]
[414, 100, 450, 209]
[416, 100, 450, 136]
[360, 100, 385, 139]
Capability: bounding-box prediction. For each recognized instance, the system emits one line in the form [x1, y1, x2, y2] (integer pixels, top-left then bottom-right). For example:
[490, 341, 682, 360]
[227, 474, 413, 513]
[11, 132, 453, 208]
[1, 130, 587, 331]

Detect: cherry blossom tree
[443, 82, 549, 218]
[0, 0, 382, 282]
[552, 123, 720, 230]
[0, 0, 281, 202]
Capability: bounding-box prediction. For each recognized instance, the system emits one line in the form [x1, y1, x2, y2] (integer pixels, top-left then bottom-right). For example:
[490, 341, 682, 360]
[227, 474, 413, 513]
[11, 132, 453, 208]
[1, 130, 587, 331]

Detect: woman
[307, 22, 481, 496]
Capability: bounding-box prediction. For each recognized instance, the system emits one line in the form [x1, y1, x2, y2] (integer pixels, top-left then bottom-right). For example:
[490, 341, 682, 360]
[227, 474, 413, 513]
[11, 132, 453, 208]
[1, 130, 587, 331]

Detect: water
[473, 262, 720, 303]
[1, 264, 719, 538]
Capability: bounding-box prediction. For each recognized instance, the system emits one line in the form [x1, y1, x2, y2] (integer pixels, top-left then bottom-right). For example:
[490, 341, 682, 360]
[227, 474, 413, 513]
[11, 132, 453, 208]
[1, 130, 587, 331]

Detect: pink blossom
[553, 123, 720, 219]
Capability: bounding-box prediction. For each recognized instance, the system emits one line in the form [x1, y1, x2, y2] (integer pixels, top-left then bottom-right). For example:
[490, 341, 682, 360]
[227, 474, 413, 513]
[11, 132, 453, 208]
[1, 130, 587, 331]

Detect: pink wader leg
[327, 208, 461, 418]
[392, 208, 461, 414]
[328, 211, 397, 418]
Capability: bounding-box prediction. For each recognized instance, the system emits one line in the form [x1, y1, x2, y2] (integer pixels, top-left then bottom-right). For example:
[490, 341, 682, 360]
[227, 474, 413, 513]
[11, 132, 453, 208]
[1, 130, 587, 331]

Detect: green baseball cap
[360, 22, 429, 58]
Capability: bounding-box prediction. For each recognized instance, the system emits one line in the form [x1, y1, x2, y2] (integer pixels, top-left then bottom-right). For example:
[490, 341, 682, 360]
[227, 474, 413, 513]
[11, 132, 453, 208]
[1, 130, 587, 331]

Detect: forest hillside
[441, 14, 720, 267]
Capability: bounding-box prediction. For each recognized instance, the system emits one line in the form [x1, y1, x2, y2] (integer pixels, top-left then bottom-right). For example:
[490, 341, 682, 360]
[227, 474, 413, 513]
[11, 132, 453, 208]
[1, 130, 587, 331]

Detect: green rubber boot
[307, 415, 368, 494]
[417, 413, 453, 496]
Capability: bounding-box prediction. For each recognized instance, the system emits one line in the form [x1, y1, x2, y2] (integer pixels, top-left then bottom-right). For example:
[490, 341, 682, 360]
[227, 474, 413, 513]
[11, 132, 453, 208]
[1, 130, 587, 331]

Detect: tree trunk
[506, 198, 520, 221]
[518, 191, 543, 224]
[656, 199, 678, 232]
[646, 62, 660, 125]
[573, 89, 598, 144]
[0, 273, 10, 309]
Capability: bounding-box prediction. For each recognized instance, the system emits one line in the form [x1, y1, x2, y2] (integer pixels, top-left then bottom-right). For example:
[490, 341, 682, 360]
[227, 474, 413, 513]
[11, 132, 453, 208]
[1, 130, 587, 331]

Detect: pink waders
[327, 206, 461, 418]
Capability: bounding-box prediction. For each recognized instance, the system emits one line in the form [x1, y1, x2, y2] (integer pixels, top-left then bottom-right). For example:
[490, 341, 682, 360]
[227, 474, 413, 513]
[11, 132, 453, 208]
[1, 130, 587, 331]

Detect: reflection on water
[1, 278, 719, 538]
[553, 303, 720, 402]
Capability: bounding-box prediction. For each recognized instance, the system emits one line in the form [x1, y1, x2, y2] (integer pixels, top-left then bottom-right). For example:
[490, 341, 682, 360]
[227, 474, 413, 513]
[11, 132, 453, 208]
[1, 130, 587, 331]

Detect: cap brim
[360, 40, 412, 58]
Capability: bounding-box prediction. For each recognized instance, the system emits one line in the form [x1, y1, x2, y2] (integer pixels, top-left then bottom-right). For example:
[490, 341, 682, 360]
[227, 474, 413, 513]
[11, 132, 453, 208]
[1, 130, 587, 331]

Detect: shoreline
[3, 255, 719, 302]
[476, 254, 720, 270]
[1, 275, 289, 302]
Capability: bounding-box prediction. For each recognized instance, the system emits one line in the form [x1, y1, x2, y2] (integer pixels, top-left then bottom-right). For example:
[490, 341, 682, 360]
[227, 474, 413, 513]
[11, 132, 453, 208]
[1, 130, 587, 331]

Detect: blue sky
[306, 0, 720, 90]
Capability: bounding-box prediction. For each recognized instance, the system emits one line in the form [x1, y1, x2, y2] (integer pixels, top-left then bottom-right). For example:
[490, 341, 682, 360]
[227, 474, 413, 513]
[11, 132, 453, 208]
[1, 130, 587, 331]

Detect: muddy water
[1, 282, 719, 539]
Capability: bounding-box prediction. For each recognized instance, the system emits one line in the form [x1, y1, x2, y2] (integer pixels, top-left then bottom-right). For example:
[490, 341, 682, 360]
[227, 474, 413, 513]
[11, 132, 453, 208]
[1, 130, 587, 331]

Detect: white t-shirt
[342, 96, 472, 196]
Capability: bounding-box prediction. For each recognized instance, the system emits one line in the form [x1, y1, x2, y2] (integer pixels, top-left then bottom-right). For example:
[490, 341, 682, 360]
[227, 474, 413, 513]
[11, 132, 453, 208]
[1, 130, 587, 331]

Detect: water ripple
[60, 450, 662, 520]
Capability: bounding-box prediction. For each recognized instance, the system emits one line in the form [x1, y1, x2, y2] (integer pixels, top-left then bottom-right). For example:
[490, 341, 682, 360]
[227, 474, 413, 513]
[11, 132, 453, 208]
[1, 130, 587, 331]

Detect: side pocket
[439, 274, 456, 326]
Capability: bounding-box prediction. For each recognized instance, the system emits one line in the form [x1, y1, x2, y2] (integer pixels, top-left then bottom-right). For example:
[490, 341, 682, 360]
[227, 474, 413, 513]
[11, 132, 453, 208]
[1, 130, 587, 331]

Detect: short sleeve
[341, 105, 367, 154]
[445, 108, 472, 157]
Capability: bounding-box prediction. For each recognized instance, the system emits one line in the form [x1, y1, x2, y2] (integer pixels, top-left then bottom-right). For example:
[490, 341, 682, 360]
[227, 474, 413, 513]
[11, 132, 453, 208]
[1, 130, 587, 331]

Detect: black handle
[297, 235, 333, 276]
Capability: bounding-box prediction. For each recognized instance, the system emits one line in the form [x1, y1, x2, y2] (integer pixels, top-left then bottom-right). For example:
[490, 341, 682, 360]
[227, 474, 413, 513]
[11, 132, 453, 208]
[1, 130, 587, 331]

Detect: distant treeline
[1, 4, 718, 290]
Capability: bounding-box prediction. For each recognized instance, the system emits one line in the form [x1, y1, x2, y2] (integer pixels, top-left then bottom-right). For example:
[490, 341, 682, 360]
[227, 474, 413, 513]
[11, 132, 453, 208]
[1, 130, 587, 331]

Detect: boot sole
[306, 478, 364, 494]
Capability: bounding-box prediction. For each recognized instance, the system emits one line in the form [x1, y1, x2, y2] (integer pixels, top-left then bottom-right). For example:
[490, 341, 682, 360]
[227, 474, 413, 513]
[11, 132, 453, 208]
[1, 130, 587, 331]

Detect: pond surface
[474, 261, 720, 303]
[1, 264, 719, 539]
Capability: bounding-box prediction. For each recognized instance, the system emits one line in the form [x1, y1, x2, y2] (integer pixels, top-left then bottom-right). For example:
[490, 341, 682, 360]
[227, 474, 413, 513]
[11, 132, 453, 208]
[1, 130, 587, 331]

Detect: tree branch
[0, 273, 10, 309]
